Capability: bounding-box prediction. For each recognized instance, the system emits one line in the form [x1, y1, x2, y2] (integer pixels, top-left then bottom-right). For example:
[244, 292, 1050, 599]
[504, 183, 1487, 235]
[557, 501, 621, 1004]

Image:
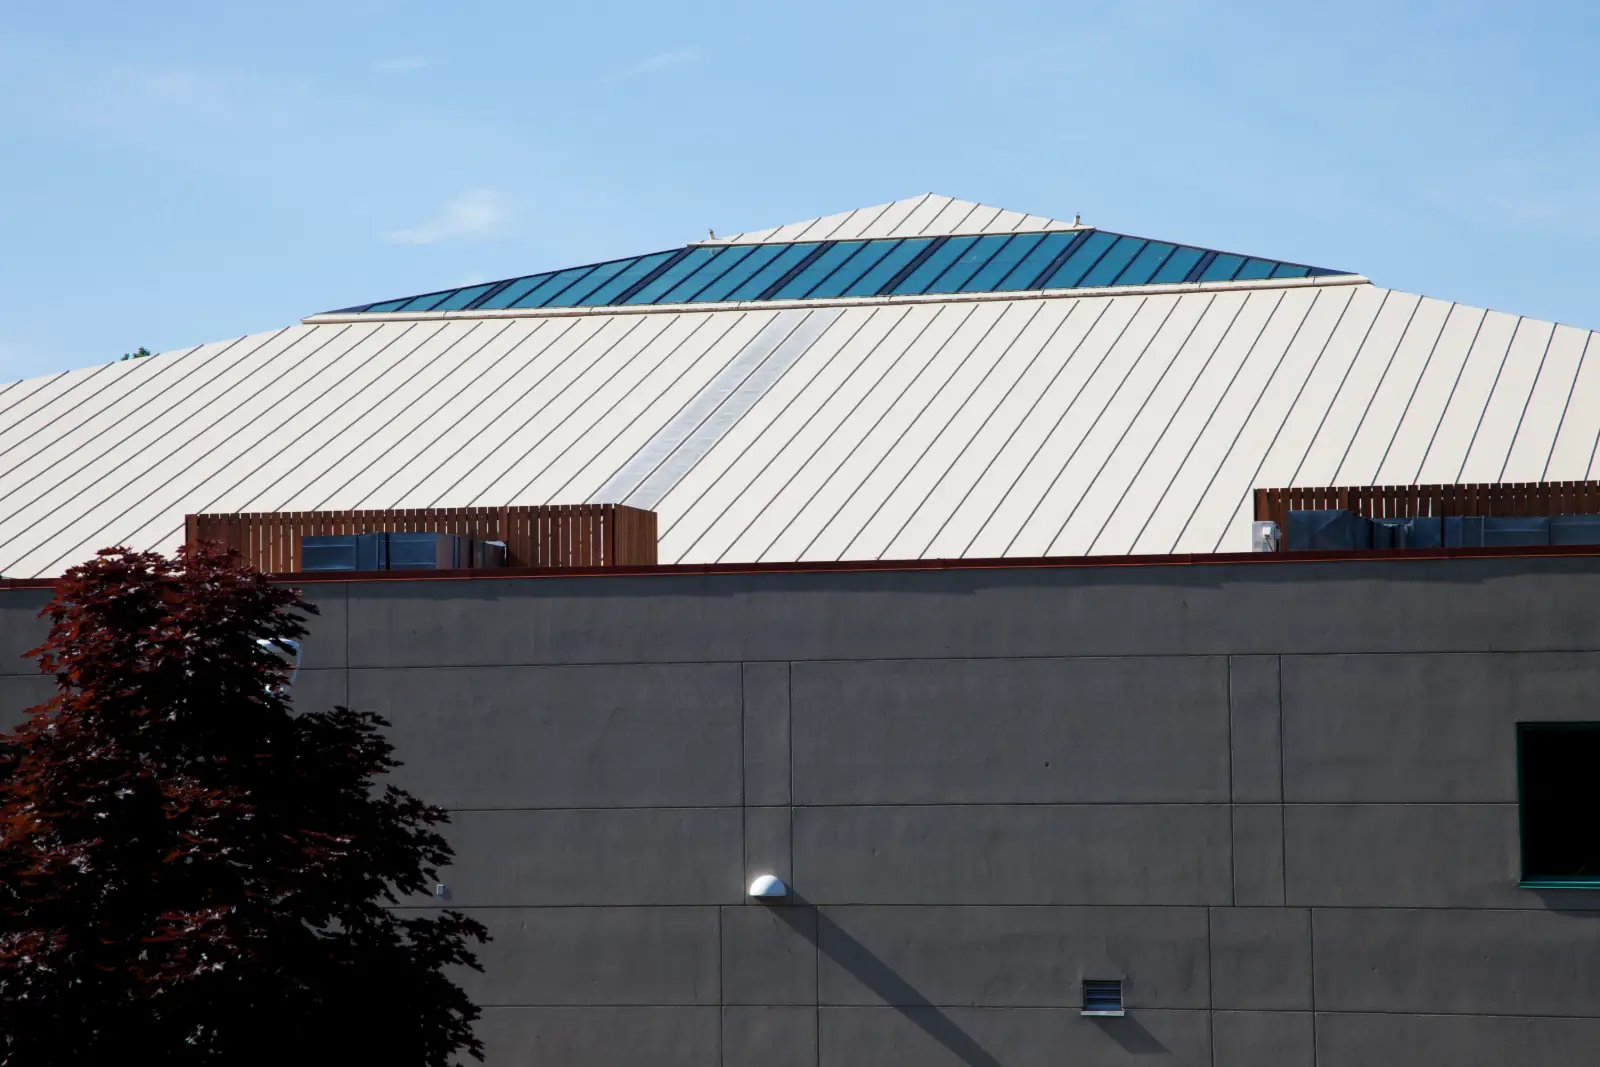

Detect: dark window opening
[1519, 722, 1600, 886]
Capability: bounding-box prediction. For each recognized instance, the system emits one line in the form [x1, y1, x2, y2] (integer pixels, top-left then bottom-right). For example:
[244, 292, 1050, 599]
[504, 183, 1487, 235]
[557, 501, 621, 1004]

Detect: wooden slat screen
[186, 505, 658, 574]
[1252, 481, 1600, 551]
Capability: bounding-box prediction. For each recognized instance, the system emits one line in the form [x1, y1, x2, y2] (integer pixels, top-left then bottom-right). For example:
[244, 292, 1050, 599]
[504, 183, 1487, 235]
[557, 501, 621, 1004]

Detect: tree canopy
[0, 545, 487, 1066]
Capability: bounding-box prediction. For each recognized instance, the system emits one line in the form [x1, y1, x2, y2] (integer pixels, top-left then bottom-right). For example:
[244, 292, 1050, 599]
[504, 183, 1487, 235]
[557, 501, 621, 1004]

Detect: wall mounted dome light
[747, 874, 788, 901]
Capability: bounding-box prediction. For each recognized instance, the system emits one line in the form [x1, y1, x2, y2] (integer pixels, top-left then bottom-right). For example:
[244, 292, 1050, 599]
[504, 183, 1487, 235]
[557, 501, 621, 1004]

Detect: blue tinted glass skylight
[332, 228, 1351, 315]
[996, 231, 1079, 290]
[774, 241, 867, 299]
[1042, 231, 1118, 289]
[962, 232, 1045, 291]
[431, 283, 497, 312]
[1114, 242, 1176, 286]
[893, 236, 978, 295]
[395, 292, 451, 312]
[626, 247, 719, 304]
[842, 238, 934, 297]
[726, 243, 820, 300]
[511, 266, 598, 308]
[1080, 237, 1146, 287]
[935, 234, 1014, 292]
[661, 246, 756, 302]
[479, 272, 557, 310]
[1151, 247, 1204, 285]
[1233, 258, 1276, 282]
[692, 246, 788, 302]
[577, 251, 675, 306]
[543, 258, 635, 306]
[1200, 254, 1246, 283]
[806, 241, 900, 298]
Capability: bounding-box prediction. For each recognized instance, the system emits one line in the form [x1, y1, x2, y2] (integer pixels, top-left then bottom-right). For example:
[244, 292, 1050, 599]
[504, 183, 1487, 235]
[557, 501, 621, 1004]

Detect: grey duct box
[302, 533, 387, 571]
[1550, 515, 1600, 546]
[1286, 509, 1372, 551]
[1444, 516, 1485, 548]
[1371, 516, 1442, 550]
[300, 533, 507, 572]
[1482, 516, 1549, 547]
[386, 532, 462, 570]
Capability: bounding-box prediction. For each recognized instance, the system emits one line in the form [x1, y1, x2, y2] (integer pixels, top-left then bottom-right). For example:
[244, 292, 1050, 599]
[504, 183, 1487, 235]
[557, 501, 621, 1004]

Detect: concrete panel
[1211, 1011, 1313, 1067]
[723, 906, 817, 1005]
[818, 1006, 1212, 1067]
[1284, 804, 1562, 909]
[349, 663, 741, 808]
[340, 556, 1600, 668]
[0, 673, 53, 727]
[1228, 655, 1281, 802]
[1316, 1011, 1600, 1067]
[460, 907, 719, 1005]
[284, 667, 346, 717]
[816, 906, 1208, 1008]
[792, 658, 1229, 804]
[293, 580, 347, 670]
[794, 805, 1232, 905]
[745, 806, 793, 894]
[474, 1006, 718, 1067]
[1232, 805, 1285, 906]
[1209, 908, 1311, 1010]
[1314, 907, 1600, 1016]
[0, 588, 52, 675]
[744, 661, 791, 806]
[1283, 651, 1600, 802]
[432, 807, 743, 906]
[724, 1006, 818, 1067]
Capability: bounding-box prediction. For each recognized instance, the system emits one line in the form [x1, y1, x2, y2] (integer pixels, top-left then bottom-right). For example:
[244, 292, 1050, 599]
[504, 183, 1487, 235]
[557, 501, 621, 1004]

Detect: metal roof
[0, 195, 1594, 577]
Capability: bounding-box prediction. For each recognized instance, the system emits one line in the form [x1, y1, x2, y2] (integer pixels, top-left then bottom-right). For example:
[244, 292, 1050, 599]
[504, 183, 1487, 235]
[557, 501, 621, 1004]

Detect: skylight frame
[326, 230, 1352, 316]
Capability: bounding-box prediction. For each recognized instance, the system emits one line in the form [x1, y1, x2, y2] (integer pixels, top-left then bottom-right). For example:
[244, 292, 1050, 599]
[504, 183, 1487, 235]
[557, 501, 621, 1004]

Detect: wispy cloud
[370, 57, 432, 74]
[600, 48, 699, 84]
[386, 189, 508, 245]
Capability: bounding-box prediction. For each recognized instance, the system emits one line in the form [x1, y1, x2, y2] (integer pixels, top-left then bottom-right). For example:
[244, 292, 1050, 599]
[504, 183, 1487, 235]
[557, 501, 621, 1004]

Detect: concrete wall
[5, 554, 1600, 1065]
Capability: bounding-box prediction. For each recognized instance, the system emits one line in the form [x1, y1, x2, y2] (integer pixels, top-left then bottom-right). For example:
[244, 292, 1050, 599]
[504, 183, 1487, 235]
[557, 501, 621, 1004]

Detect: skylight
[330, 229, 1351, 315]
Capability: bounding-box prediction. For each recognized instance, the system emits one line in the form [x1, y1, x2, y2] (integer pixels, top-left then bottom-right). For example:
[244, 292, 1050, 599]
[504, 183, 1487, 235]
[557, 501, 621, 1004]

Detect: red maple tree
[0, 545, 487, 1066]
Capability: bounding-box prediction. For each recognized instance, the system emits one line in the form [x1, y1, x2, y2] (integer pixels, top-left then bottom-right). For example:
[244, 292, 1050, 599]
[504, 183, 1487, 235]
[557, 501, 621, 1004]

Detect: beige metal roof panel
[1295, 290, 1423, 488]
[1371, 302, 1485, 485]
[1460, 317, 1555, 484]
[1125, 289, 1296, 553]
[1543, 331, 1600, 479]
[1416, 309, 1521, 484]
[2, 196, 1596, 577]
[1331, 296, 1453, 486]
[1502, 324, 1589, 482]
[1155, 288, 1319, 553]
[962, 295, 1150, 558]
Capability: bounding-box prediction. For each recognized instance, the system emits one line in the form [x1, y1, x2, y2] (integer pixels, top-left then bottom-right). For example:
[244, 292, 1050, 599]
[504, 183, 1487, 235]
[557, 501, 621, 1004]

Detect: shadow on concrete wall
[777, 894, 1005, 1067]
[777, 892, 1172, 1062]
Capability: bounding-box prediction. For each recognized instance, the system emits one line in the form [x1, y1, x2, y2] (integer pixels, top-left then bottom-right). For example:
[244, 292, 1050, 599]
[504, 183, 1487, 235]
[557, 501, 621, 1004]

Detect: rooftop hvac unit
[301, 533, 508, 572]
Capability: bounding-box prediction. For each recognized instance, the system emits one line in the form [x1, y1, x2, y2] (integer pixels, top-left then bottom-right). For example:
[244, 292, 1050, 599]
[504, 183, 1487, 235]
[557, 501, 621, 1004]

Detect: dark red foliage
[0, 545, 487, 1066]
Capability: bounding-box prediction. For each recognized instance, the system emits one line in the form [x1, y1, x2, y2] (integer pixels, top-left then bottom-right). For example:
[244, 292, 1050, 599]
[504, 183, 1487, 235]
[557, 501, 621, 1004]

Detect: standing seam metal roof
[0, 194, 1594, 577]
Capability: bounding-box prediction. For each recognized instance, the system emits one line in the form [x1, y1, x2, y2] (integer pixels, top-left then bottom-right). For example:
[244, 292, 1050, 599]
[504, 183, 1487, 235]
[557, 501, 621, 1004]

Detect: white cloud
[600, 48, 699, 84]
[371, 57, 432, 74]
[385, 190, 508, 245]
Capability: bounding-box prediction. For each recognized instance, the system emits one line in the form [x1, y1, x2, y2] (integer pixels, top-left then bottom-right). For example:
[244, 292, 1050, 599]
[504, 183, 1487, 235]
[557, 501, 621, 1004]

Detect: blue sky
[2, 1, 1597, 381]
